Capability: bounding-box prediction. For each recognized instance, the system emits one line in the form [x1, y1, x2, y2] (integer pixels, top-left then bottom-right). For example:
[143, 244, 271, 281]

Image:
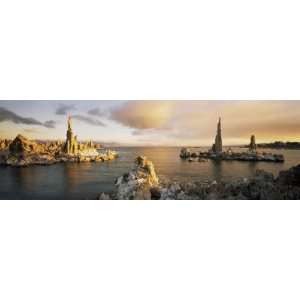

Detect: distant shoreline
[246, 142, 300, 150]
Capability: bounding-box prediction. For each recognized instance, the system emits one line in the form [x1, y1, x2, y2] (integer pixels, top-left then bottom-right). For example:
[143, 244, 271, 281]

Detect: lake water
[0, 147, 300, 199]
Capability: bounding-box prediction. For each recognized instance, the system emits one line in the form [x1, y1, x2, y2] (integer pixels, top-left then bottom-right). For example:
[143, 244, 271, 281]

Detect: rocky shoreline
[180, 148, 285, 163]
[98, 156, 300, 200]
[0, 134, 118, 167]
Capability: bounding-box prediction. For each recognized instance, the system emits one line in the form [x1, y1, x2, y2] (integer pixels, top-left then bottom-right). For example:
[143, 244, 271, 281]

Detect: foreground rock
[115, 156, 159, 200]
[98, 156, 300, 200]
[98, 156, 159, 200]
[0, 134, 118, 167]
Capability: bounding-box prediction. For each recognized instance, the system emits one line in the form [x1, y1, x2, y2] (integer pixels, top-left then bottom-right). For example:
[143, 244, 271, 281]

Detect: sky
[0, 100, 299, 146]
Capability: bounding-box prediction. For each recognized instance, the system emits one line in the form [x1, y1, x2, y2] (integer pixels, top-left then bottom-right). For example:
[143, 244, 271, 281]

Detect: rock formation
[112, 156, 159, 200]
[3, 134, 57, 166]
[63, 116, 100, 156]
[249, 135, 257, 152]
[211, 117, 222, 154]
[64, 116, 78, 155]
[9, 134, 44, 155]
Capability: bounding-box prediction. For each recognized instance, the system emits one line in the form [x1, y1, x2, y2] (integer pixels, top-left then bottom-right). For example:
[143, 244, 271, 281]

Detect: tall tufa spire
[213, 117, 223, 154]
[64, 116, 76, 154]
[67, 116, 72, 131]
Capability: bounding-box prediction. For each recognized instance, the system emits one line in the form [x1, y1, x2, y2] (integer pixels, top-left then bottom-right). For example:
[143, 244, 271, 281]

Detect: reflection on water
[0, 147, 300, 199]
[211, 160, 223, 183]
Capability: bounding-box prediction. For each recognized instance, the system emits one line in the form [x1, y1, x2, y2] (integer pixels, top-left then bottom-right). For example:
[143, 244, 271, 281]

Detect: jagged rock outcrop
[2, 135, 55, 166]
[114, 156, 159, 200]
[9, 134, 44, 155]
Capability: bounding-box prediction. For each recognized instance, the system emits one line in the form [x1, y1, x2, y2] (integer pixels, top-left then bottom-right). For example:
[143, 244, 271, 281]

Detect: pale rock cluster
[99, 156, 159, 200]
[115, 156, 159, 200]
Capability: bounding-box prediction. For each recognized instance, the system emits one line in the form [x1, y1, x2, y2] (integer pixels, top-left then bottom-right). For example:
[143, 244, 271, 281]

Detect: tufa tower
[249, 135, 257, 153]
[64, 116, 78, 155]
[212, 117, 223, 154]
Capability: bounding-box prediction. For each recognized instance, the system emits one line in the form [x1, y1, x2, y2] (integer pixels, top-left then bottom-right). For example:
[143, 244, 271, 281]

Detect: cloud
[56, 104, 76, 115]
[110, 101, 176, 129]
[0, 107, 56, 129]
[72, 115, 106, 126]
[23, 128, 39, 133]
[44, 120, 56, 128]
[88, 108, 105, 117]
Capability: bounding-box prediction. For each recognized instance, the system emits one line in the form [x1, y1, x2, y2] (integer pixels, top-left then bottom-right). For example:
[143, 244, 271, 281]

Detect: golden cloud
[110, 101, 176, 129]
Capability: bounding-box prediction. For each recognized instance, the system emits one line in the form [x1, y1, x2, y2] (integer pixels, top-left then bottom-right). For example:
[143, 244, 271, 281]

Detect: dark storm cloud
[0, 107, 56, 128]
[72, 115, 106, 127]
[55, 104, 76, 115]
[87, 108, 105, 117]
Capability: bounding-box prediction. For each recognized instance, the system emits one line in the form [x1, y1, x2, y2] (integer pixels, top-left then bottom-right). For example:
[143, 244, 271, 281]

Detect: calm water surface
[0, 147, 299, 199]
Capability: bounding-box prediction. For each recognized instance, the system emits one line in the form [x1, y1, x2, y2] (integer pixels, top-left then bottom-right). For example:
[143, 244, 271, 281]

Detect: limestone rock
[115, 156, 159, 199]
[9, 134, 43, 155]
